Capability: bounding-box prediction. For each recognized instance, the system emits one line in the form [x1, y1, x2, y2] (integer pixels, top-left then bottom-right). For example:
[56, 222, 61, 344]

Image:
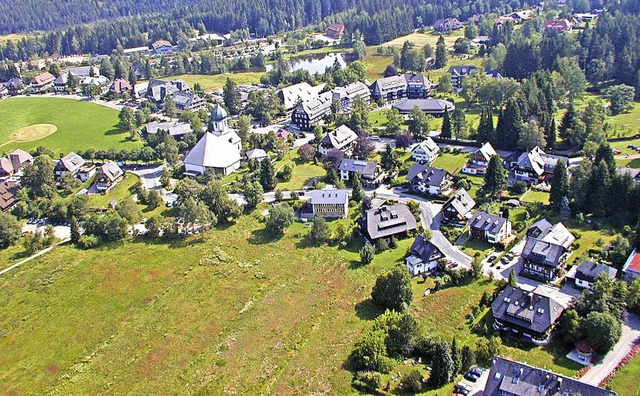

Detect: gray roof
[392, 98, 454, 114]
[332, 81, 370, 101]
[321, 125, 358, 151]
[527, 220, 575, 250]
[146, 121, 193, 137]
[469, 211, 509, 233]
[412, 138, 440, 156]
[492, 286, 564, 336]
[575, 260, 618, 282]
[57, 152, 85, 173]
[246, 149, 268, 160]
[617, 166, 640, 180]
[296, 91, 333, 118]
[448, 65, 477, 76]
[361, 203, 418, 240]
[410, 234, 443, 262]
[277, 82, 325, 110]
[173, 91, 204, 110]
[311, 189, 349, 205]
[407, 164, 448, 187]
[99, 161, 124, 182]
[485, 357, 617, 396]
[443, 188, 476, 217]
[183, 132, 241, 169]
[522, 238, 567, 268]
[338, 158, 378, 179]
[211, 104, 228, 121]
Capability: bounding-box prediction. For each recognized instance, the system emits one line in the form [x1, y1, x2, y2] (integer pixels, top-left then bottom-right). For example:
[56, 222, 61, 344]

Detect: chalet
[123, 46, 150, 56]
[544, 19, 573, 33]
[391, 98, 455, 116]
[5, 78, 24, 96]
[484, 357, 616, 396]
[30, 72, 55, 93]
[95, 161, 125, 193]
[406, 234, 445, 276]
[151, 40, 174, 55]
[462, 142, 497, 175]
[82, 75, 111, 94]
[441, 188, 476, 225]
[325, 23, 345, 39]
[406, 164, 452, 195]
[622, 249, 640, 283]
[64, 65, 100, 78]
[277, 82, 325, 111]
[521, 219, 575, 281]
[616, 166, 640, 183]
[510, 9, 535, 23]
[55, 152, 86, 181]
[360, 204, 418, 242]
[109, 78, 133, 95]
[370, 73, 432, 103]
[291, 91, 333, 130]
[173, 91, 207, 112]
[146, 121, 193, 138]
[318, 125, 358, 155]
[0, 180, 21, 212]
[77, 164, 97, 182]
[311, 188, 349, 218]
[245, 149, 269, 163]
[433, 18, 463, 33]
[566, 260, 618, 289]
[411, 138, 440, 164]
[448, 66, 476, 91]
[338, 158, 383, 187]
[331, 81, 371, 110]
[495, 16, 517, 25]
[512, 147, 561, 183]
[53, 73, 68, 93]
[492, 286, 564, 344]
[0, 149, 33, 176]
[469, 211, 512, 245]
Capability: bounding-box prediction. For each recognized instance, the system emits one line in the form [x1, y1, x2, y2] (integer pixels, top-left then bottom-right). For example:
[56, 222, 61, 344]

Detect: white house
[567, 260, 618, 289]
[406, 164, 452, 195]
[468, 210, 512, 245]
[54, 152, 86, 181]
[311, 189, 349, 218]
[462, 142, 497, 175]
[246, 149, 269, 162]
[318, 125, 358, 156]
[406, 234, 445, 276]
[411, 138, 440, 163]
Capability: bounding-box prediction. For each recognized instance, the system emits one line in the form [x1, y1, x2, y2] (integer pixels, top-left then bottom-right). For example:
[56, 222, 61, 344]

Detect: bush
[77, 235, 100, 249]
[401, 370, 424, 392]
[510, 181, 528, 195]
[376, 238, 389, 252]
[352, 371, 382, 392]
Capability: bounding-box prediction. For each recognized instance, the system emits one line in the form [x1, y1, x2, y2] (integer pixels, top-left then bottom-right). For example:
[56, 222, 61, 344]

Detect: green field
[433, 152, 469, 174]
[609, 352, 640, 395]
[0, 97, 140, 154]
[172, 72, 266, 92]
[276, 162, 326, 190]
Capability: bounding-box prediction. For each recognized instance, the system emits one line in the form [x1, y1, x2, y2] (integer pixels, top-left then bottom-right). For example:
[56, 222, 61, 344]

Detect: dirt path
[0, 239, 70, 276]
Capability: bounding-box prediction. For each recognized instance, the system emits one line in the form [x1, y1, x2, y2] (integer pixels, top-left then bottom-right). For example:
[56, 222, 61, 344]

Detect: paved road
[419, 200, 473, 269]
[580, 312, 640, 386]
[129, 164, 164, 191]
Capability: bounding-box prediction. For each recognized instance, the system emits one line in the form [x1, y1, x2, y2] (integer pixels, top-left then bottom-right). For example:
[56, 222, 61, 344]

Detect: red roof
[624, 249, 640, 275]
[0, 180, 21, 212]
[544, 20, 571, 31]
[110, 78, 132, 94]
[276, 129, 290, 139]
[325, 23, 345, 37]
[31, 72, 55, 86]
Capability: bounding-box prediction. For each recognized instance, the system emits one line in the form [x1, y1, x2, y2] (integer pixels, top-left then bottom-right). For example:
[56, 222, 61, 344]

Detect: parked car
[454, 383, 471, 395]
[464, 372, 479, 382]
[501, 256, 510, 264]
[612, 148, 622, 155]
[487, 255, 497, 263]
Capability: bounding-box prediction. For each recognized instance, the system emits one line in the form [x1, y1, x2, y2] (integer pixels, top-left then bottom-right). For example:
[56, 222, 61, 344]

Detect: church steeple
[210, 104, 229, 136]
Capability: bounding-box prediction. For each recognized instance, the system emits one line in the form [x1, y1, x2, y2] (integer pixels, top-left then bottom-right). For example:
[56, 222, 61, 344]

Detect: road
[580, 312, 640, 386]
[419, 202, 473, 269]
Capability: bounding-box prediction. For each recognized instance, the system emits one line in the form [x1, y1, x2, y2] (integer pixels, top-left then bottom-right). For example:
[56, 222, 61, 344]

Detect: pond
[265, 52, 347, 74]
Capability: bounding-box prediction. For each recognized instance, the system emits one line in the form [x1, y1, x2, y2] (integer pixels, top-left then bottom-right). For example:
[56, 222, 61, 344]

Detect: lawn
[617, 157, 640, 168]
[87, 173, 141, 208]
[609, 352, 640, 396]
[0, 97, 140, 154]
[171, 72, 266, 92]
[276, 162, 326, 190]
[522, 190, 550, 205]
[433, 152, 470, 174]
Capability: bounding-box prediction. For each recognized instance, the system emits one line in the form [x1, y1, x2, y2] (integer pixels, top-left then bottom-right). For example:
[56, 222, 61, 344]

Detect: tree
[451, 337, 462, 375]
[580, 311, 622, 354]
[360, 243, 375, 264]
[349, 329, 395, 373]
[164, 96, 177, 118]
[309, 216, 331, 244]
[590, 161, 611, 216]
[440, 108, 452, 139]
[259, 159, 277, 191]
[518, 121, 546, 151]
[352, 132, 375, 160]
[0, 212, 20, 249]
[147, 190, 164, 210]
[494, 98, 522, 150]
[384, 108, 403, 136]
[558, 309, 582, 344]
[603, 84, 635, 115]
[236, 115, 251, 141]
[145, 216, 165, 238]
[179, 197, 212, 231]
[351, 172, 365, 202]
[558, 102, 579, 143]
[434, 35, 448, 69]
[199, 180, 241, 223]
[384, 63, 398, 77]
[223, 77, 241, 114]
[557, 57, 587, 100]
[119, 106, 136, 131]
[508, 269, 518, 287]
[452, 109, 466, 139]
[460, 346, 476, 373]
[408, 106, 430, 139]
[70, 216, 81, 243]
[471, 256, 484, 280]
[116, 198, 142, 224]
[381, 143, 399, 171]
[549, 160, 569, 211]
[595, 143, 617, 176]
[265, 204, 294, 234]
[438, 73, 453, 94]
[371, 267, 413, 312]
[395, 130, 413, 150]
[476, 107, 494, 143]
[21, 155, 56, 199]
[298, 143, 316, 162]
[483, 155, 507, 196]
[243, 180, 263, 208]
[430, 342, 454, 387]
[60, 171, 80, 194]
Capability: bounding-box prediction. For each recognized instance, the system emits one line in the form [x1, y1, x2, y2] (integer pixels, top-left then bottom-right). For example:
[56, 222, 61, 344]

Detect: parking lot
[22, 218, 71, 240]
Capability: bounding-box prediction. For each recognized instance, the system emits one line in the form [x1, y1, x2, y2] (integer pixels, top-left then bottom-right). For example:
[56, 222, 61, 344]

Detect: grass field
[617, 157, 640, 168]
[522, 190, 550, 205]
[276, 162, 325, 190]
[609, 352, 640, 396]
[433, 152, 469, 174]
[87, 173, 140, 208]
[171, 72, 266, 92]
[0, 97, 140, 154]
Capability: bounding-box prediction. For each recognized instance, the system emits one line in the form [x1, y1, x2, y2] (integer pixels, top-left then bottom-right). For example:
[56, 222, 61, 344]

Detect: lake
[266, 52, 347, 74]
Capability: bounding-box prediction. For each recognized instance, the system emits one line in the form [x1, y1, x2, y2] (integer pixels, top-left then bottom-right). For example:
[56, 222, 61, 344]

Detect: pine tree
[508, 269, 518, 287]
[590, 161, 611, 216]
[259, 159, 277, 191]
[483, 155, 507, 196]
[545, 117, 557, 150]
[430, 342, 454, 387]
[594, 143, 616, 175]
[451, 337, 462, 375]
[223, 77, 241, 115]
[460, 346, 476, 372]
[494, 98, 522, 150]
[351, 172, 364, 203]
[434, 35, 448, 69]
[440, 108, 452, 139]
[381, 143, 398, 171]
[558, 102, 579, 142]
[476, 106, 494, 143]
[549, 160, 569, 211]
[70, 216, 80, 244]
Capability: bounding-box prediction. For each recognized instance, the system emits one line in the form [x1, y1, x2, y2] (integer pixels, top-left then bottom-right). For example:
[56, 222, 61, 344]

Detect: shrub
[510, 181, 528, 195]
[77, 235, 100, 249]
[401, 370, 424, 392]
[352, 371, 382, 392]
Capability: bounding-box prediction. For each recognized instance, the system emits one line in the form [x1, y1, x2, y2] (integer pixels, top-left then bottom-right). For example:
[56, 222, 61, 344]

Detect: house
[6, 78, 25, 95]
[360, 203, 418, 242]
[510, 9, 536, 22]
[151, 40, 174, 55]
[406, 164, 452, 195]
[462, 142, 497, 175]
[146, 121, 193, 138]
[616, 166, 640, 183]
[338, 158, 383, 187]
[30, 72, 55, 93]
[183, 105, 242, 176]
[291, 91, 333, 130]
[411, 138, 440, 164]
[77, 164, 97, 182]
[0, 180, 21, 212]
[544, 19, 573, 33]
[484, 357, 616, 396]
[95, 161, 124, 193]
[441, 188, 476, 225]
[53, 73, 68, 93]
[495, 16, 517, 25]
[448, 66, 477, 91]
[0, 149, 33, 176]
[109, 78, 133, 95]
[512, 147, 561, 183]
[318, 125, 358, 155]
[331, 81, 371, 110]
[0, 83, 7, 97]
[54, 152, 86, 181]
[276, 129, 291, 140]
[173, 91, 208, 112]
[406, 234, 445, 276]
[146, 79, 191, 104]
[64, 65, 100, 78]
[277, 82, 325, 111]
[246, 149, 269, 162]
[433, 18, 464, 33]
[622, 249, 640, 283]
[81, 75, 111, 94]
[391, 98, 455, 116]
[566, 260, 618, 289]
[370, 74, 432, 103]
[325, 23, 345, 39]
[492, 286, 564, 344]
[469, 211, 512, 244]
[521, 219, 575, 281]
[123, 46, 151, 56]
[311, 188, 349, 218]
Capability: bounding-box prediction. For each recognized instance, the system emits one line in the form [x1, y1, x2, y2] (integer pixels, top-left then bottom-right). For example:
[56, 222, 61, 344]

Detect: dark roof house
[441, 188, 476, 224]
[0, 180, 21, 212]
[360, 204, 418, 241]
[571, 260, 618, 289]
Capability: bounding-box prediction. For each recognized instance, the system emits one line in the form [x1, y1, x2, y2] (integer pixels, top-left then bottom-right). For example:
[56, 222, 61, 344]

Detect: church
[183, 104, 242, 176]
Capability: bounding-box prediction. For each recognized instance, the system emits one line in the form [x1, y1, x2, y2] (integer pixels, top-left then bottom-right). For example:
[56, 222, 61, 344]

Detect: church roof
[184, 132, 241, 170]
[211, 104, 228, 122]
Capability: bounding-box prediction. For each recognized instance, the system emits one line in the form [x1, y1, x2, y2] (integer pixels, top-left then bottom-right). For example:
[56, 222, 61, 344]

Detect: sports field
[0, 97, 141, 154]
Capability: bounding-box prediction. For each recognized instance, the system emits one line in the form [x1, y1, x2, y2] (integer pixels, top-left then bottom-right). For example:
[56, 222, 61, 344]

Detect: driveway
[419, 201, 473, 269]
[580, 312, 640, 386]
[129, 164, 164, 191]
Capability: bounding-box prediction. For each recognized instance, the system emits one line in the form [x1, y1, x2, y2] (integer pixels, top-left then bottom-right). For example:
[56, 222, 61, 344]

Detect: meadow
[171, 72, 266, 92]
[0, 97, 140, 154]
